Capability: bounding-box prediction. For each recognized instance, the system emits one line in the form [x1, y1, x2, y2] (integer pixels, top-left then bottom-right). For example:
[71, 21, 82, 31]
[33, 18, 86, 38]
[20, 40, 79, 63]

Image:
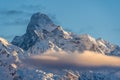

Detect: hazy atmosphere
[0, 0, 120, 45]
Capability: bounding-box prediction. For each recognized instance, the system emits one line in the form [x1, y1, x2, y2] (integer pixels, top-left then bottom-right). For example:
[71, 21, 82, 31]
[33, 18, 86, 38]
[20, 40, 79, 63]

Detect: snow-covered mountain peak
[0, 37, 24, 57]
[27, 12, 57, 33]
[12, 12, 120, 55]
[51, 26, 72, 39]
[79, 34, 96, 43]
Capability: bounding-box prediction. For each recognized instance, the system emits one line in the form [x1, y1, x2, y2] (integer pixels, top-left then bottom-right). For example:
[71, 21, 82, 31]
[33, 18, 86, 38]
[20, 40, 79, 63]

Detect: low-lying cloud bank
[22, 51, 120, 70]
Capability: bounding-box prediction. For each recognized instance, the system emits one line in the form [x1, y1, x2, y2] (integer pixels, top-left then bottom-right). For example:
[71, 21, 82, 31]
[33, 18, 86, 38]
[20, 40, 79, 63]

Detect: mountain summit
[27, 12, 57, 33]
[12, 12, 120, 55]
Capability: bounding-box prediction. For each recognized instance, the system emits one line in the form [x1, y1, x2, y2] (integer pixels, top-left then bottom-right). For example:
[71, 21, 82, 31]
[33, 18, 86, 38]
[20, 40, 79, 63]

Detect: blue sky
[0, 0, 120, 45]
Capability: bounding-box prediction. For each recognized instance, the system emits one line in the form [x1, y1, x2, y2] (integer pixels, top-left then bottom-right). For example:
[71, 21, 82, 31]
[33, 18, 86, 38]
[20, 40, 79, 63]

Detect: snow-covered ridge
[0, 37, 25, 80]
[11, 12, 120, 56]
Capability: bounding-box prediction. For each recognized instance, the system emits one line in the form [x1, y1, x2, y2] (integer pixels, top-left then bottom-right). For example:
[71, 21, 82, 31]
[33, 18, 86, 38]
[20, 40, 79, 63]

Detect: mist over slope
[23, 50, 120, 70]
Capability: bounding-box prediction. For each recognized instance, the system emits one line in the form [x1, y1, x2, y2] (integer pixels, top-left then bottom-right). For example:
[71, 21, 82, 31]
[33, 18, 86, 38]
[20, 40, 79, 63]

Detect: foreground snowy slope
[0, 37, 59, 80]
[0, 37, 24, 80]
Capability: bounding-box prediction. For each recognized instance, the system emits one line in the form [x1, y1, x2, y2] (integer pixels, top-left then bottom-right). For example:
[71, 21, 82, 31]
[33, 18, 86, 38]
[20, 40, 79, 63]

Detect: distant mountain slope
[12, 12, 120, 55]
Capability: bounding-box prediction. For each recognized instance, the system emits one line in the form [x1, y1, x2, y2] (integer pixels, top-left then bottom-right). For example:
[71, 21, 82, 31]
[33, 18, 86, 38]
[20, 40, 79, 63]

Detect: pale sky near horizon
[0, 0, 120, 45]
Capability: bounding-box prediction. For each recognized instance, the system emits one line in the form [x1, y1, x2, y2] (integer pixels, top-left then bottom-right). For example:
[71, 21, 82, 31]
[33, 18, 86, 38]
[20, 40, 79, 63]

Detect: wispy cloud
[23, 51, 120, 71]
[1, 19, 29, 26]
[0, 9, 30, 26]
[0, 10, 24, 16]
[21, 4, 45, 11]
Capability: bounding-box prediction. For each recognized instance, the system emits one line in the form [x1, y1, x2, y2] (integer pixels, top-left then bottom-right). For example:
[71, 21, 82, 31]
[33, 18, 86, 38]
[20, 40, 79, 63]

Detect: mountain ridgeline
[11, 12, 120, 55]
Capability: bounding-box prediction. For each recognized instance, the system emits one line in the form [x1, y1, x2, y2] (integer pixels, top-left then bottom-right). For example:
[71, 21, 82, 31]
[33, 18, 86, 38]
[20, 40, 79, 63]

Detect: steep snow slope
[0, 37, 24, 61]
[0, 37, 24, 80]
